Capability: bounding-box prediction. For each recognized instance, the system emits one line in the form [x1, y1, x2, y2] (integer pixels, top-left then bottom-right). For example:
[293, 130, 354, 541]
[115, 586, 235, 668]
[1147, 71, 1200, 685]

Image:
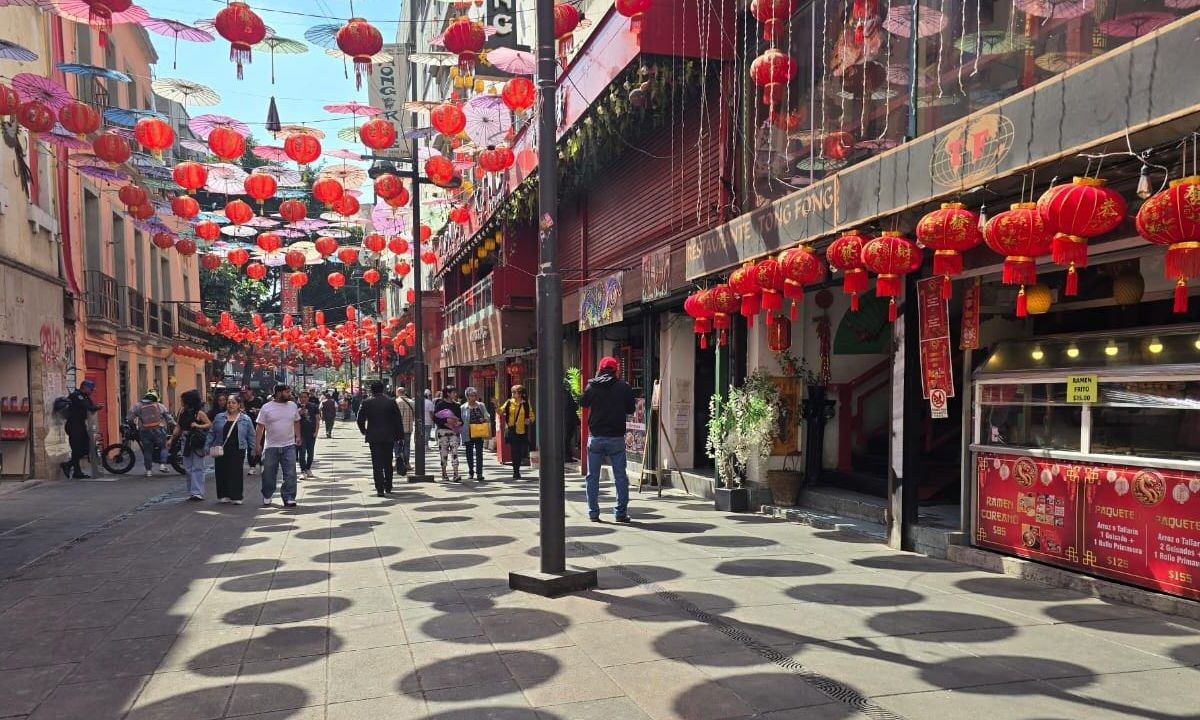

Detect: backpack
[135, 402, 164, 428]
[52, 396, 70, 415]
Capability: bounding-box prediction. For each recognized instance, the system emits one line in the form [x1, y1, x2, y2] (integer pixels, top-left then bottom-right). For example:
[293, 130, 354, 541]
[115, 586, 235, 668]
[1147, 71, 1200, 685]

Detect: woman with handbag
[207, 395, 257, 504]
[460, 387, 491, 482]
[170, 389, 212, 501]
[499, 385, 534, 480]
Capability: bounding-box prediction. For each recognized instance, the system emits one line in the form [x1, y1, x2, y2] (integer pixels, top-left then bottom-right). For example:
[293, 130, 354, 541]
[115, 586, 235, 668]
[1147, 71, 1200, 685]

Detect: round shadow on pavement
[595, 563, 684, 589]
[1169, 643, 1200, 666]
[496, 498, 539, 506]
[866, 610, 1018, 638]
[219, 569, 330, 593]
[193, 559, 282, 578]
[851, 555, 968, 573]
[126, 684, 310, 717]
[222, 596, 351, 625]
[391, 553, 489, 573]
[637, 522, 719, 534]
[191, 627, 342, 675]
[953, 577, 1081, 601]
[411, 502, 478, 513]
[496, 510, 537, 520]
[424, 710, 561, 720]
[431, 535, 517, 550]
[419, 515, 472, 524]
[785, 583, 924, 607]
[404, 578, 508, 609]
[672, 676, 857, 720]
[565, 525, 617, 538]
[680, 535, 780, 549]
[924, 656, 1094, 692]
[811, 529, 883, 544]
[1042, 604, 1193, 632]
[313, 546, 402, 564]
[606, 591, 737, 620]
[715, 559, 833, 578]
[527, 541, 621, 558]
[424, 608, 571, 645]
[398, 651, 560, 699]
[252, 524, 298, 533]
[306, 488, 356, 496]
[294, 521, 383, 540]
[318, 510, 390, 520]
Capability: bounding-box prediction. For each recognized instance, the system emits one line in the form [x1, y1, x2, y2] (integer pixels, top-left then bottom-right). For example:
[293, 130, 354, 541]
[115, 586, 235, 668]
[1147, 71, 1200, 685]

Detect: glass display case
[971, 326, 1200, 602]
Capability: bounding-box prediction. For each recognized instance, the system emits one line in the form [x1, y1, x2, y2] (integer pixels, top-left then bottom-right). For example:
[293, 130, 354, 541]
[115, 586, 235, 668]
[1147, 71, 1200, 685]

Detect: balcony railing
[85, 270, 119, 325]
[160, 305, 174, 339]
[125, 287, 145, 332]
[147, 299, 160, 335]
[443, 275, 494, 331]
[176, 310, 208, 345]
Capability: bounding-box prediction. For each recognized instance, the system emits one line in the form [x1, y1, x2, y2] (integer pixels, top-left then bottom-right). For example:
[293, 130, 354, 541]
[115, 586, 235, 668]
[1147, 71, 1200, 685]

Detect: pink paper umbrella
[883, 3, 948, 38]
[486, 47, 536, 75]
[142, 18, 214, 69]
[1014, 0, 1094, 20]
[324, 149, 362, 161]
[189, 114, 250, 139]
[252, 145, 291, 162]
[12, 73, 73, 110]
[50, 0, 149, 45]
[290, 218, 328, 231]
[77, 165, 128, 182]
[323, 101, 383, 117]
[1166, 0, 1200, 8]
[179, 139, 209, 154]
[45, 127, 91, 150]
[1100, 12, 1176, 38]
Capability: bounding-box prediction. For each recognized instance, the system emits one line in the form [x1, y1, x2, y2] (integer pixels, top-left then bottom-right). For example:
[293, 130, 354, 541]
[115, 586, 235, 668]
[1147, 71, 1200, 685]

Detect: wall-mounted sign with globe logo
[929, 113, 1016, 189]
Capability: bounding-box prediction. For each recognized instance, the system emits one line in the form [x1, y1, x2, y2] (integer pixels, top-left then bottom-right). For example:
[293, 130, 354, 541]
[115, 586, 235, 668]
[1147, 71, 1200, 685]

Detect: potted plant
[706, 370, 781, 512]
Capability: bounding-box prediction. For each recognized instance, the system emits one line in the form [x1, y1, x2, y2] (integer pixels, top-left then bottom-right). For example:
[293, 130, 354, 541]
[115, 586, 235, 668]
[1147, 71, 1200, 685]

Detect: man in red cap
[579, 356, 636, 522]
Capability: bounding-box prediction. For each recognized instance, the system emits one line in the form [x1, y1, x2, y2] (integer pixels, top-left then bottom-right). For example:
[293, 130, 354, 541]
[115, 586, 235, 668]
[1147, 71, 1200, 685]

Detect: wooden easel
[637, 381, 664, 496]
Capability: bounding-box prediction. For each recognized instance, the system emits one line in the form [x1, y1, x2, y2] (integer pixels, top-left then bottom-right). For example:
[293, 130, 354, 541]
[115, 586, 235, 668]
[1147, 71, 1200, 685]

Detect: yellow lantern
[484, 238, 496, 251]
[477, 247, 487, 258]
[1113, 270, 1145, 306]
[461, 263, 470, 274]
[1024, 284, 1053, 315]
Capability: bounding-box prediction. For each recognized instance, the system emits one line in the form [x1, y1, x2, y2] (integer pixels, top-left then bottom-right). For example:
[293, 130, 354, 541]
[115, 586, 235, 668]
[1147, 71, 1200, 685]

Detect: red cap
[599, 356, 619, 372]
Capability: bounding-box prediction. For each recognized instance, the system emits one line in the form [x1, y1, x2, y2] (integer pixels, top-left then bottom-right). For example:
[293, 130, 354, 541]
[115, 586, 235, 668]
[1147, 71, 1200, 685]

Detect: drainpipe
[50, 16, 81, 296]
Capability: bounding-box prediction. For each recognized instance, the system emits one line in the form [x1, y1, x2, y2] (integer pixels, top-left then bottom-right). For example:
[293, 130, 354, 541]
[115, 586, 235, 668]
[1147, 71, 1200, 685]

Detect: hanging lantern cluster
[916, 202, 982, 300]
[860, 231, 923, 322]
[1037, 177, 1126, 296]
[1136, 175, 1200, 313]
[750, 0, 796, 43]
[336, 17, 383, 90]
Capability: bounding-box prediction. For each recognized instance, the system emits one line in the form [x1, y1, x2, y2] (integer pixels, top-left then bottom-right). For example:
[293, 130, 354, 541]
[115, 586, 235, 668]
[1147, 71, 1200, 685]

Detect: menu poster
[916, 278, 954, 400]
[960, 277, 981, 350]
[975, 452, 1200, 601]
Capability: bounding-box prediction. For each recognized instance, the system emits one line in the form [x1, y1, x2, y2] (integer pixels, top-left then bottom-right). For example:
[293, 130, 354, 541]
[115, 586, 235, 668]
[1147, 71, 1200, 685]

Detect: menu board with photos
[975, 452, 1200, 601]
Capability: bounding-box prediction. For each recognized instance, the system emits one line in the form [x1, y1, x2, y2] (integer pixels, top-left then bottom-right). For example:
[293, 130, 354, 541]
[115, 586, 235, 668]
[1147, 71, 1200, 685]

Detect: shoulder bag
[468, 404, 491, 440]
[208, 418, 236, 457]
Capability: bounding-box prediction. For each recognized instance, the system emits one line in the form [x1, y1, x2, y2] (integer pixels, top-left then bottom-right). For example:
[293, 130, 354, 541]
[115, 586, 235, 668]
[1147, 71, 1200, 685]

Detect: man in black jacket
[357, 381, 403, 496]
[578, 356, 637, 522]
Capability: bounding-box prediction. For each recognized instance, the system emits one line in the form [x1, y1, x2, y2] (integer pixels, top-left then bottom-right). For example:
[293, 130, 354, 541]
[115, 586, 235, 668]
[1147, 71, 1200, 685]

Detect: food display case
[971, 326, 1200, 601]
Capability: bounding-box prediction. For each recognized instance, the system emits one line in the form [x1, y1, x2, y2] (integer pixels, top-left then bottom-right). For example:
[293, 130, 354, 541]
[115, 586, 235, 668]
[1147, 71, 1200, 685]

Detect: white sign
[366, 43, 408, 158]
[929, 388, 949, 419]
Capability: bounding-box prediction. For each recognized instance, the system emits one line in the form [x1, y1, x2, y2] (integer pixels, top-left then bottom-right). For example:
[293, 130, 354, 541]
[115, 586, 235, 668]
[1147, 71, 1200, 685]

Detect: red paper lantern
[394, 261, 412, 277]
[701, 284, 739, 344]
[337, 247, 360, 265]
[374, 174, 405, 201]
[364, 233, 387, 253]
[208, 126, 246, 160]
[315, 236, 339, 257]
[766, 313, 792, 353]
[860, 231, 923, 322]
[195, 220, 221, 243]
[224, 199, 254, 226]
[448, 207, 471, 224]
[778, 245, 826, 320]
[1136, 176, 1200, 313]
[421, 250, 438, 265]
[284, 249, 306, 270]
[134, 117, 174, 155]
[753, 258, 785, 314]
[171, 195, 199, 220]
[336, 17, 383, 89]
[425, 156, 456, 187]
[477, 146, 513, 174]
[256, 232, 282, 253]
[152, 232, 175, 249]
[278, 198, 307, 223]
[984, 203, 1053, 317]
[363, 268, 381, 285]
[1037, 177, 1127, 296]
[332, 194, 360, 218]
[850, 0, 879, 44]
[214, 1, 267, 79]
[246, 261, 268, 281]
[750, 0, 796, 42]
[442, 18, 486, 73]
[825, 231, 871, 311]
[312, 177, 344, 208]
[684, 290, 714, 349]
[243, 172, 277, 209]
[728, 263, 763, 327]
[749, 49, 796, 106]
[823, 131, 854, 160]
[419, 225, 432, 242]
[384, 188, 411, 209]
[388, 237, 409, 255]
[117, 183, 147, 209]
[0, 84, 19, 117]
[58, 101, 100, 137]
[227, 247, 250, 266]
[289, 271, 309, 288]
[284, 133, 321, 164]
[175, 238, 197, 256]
[201, 254, 222, 271]
[327, 271, 347, 289]
[129, 203, 154, 221]
[501, 77, 536, 113]
[916, 202, 982, 299]
[359, 117, 395, 150]
[173, 161, 208, 193]
[93, 130, 131, 165]
[430, 103, 466, 137]
[615, 0, 653, 33]
[553, 3, 581, 61]
[16, 100, 54, 138]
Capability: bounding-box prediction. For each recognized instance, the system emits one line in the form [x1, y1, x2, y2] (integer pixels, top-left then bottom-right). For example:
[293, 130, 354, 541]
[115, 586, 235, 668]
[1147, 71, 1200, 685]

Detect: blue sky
[137, 0, 405, 152]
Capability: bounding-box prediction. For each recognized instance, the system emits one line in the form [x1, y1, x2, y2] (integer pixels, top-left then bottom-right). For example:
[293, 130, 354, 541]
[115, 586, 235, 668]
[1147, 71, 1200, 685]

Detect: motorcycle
[102, 421, 186, 475]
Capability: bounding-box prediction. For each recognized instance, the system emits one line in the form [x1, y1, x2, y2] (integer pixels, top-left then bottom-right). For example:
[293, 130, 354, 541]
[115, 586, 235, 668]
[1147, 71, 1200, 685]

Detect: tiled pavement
[0, 422, 1198, 719]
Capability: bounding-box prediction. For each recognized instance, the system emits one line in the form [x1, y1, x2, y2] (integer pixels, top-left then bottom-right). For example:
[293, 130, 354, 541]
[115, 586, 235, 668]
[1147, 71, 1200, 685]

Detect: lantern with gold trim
[915, 202, 981, 300]
[984, 202, 1054, 317]
[766, 313, 791, 353]
[728, 263, 762, 327]
[684, 290, 714, 349]
[753, 258, 784, 313]
[1037, 177, 1126, 296]
[700, 284, 739, 345]
[1135, 176, 1200, 313]
[825, 231, 871, 311]
[860, 231, 922, 322]
[777, 245, 825, 320]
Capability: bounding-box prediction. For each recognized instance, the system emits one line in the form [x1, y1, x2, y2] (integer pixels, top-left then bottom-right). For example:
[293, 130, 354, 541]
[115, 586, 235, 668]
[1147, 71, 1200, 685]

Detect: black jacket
[357, 393, 403, 444]
[579, 371, 635, 438]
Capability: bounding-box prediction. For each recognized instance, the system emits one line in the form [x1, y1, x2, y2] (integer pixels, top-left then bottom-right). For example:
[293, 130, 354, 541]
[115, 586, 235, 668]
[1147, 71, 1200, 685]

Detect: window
[83, 191, 101, 271]
[977, 382, 1082, 452]
[134, 231, 144, 291]
[137, 363, 147, 397]
[160, 257, 172, 300]
[112, 214, 126, 285]
[74, 24, 94, 104]
[1090, 381, 1200, 461]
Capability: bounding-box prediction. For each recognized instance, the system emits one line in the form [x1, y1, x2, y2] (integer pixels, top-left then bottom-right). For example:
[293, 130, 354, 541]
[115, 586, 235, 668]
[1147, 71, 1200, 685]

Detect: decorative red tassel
[1175, 279, 1188, 314]
[855, 24, 864, 44]
[230, 43, 252, 81]
[720, 329, 728, 346]
[700, 334, 708, 350]
[887, 298, 897, 322]
[1003, 258, 1038, 286]
[932, 250, 963, 278]
[876, 274, 901, 298]
[1065, 265, 1079, 297]
[761, 289, 782, 312]
[844, 269, 869, 295]
[1016, 286, 1028, 317]
[789, 301, 798, 321]
[1052, 234, 1089, 268]
[941, 275, 952, 301]
[354, 60, 372, 91]
[850, 293, 860, 312]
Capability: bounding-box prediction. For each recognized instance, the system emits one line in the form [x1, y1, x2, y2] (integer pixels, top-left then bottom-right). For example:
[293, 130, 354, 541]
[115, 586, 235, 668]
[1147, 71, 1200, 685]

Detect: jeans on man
[394, 432, 410, 475]
[261, 445, 298, 503]
[298, 432, 317, 472]
[139, 428, 166, 469]
[585, 435, 629, 519]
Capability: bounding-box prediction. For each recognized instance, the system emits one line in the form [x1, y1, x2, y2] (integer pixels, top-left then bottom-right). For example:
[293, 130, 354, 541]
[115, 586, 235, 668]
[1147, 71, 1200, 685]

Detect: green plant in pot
[706, 370, 781, 511]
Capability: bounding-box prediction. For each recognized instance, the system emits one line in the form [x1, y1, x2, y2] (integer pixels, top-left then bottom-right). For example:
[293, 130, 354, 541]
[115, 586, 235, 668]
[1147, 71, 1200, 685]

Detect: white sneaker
[248, 467, 257, 475]
[233, 500, 243, 505]
[261, 498, 271, 507]
[159, 464, 168, 472]
[145, 470, 153, 477]
[218, 497, 230, 504]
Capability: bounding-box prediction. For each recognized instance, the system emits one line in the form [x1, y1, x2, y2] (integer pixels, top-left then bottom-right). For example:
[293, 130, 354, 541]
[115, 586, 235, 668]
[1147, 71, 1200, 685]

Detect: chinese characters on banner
[916, 278, 954, 413]
[975, 453, 1200, 601]
[302, 305, 314, 328]
[641, 246, 671, 302]
[281, 274, 299, 316]
[960, 277, 981, 350]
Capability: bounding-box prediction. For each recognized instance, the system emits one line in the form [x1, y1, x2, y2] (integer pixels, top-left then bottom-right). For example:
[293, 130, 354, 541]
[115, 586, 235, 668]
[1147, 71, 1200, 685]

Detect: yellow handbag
[469, 421, 492, 439]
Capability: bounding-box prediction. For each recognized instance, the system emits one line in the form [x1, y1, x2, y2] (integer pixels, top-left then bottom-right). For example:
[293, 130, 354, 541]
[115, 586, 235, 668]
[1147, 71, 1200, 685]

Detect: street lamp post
[508, 0, 597, 597]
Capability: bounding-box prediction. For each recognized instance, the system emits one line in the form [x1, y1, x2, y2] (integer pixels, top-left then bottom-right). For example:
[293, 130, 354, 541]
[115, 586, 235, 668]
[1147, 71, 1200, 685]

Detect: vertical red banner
[281, 274, 299, 316]
[960, 277, 981, 350]
[916, 277, 954, 400]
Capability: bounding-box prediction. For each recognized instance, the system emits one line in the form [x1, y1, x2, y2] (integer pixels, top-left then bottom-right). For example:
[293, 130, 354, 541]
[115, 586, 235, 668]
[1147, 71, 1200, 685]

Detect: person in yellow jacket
[498, 385, 534, 480]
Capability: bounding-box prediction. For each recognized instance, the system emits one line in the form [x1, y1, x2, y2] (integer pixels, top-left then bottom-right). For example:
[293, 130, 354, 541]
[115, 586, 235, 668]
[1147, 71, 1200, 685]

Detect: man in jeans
[579, 356, 637, 522]
[394, 386, 416, 475]
[129, 391, 171, 476]
[256, 383, 301, 508]
[296, 390, 320, 477]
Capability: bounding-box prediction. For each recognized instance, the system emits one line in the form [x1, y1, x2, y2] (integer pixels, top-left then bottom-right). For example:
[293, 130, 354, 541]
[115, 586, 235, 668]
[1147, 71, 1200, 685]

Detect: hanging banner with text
[960, 277, 981, 350]
[642, 246, 671, 302]
[916, 277, 954, 402]
[281, 274, 299, 316]
[579, 272, 624, 331]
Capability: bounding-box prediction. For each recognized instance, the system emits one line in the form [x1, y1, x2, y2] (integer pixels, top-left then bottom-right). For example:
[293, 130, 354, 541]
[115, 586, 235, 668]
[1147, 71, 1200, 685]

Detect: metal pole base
[406, 474, 435, 483]
[509, 567, 598, 598]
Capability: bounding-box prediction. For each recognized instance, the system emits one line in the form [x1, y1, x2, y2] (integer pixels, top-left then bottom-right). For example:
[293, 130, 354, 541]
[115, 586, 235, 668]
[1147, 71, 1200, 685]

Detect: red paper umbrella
[50, 0, 148, 49]
[314, 236, 339, 257]
[175, 238, 197, 256]
[152, 232, 175, 249]
[224, 199, 254, 226]
[312, 177, 344, 208]
[501, 77, 535, 113]
[246, 261, 268, 281]
[1037, 177, 1126, 295]
[826, 231, 871, 310]
[117, 183, 146, 208]
[92, 130, 131, 164]
[214, 1, 266, 79]
[336, 17, 383, 90]
[882, 2, 948, 37]
[256, 232, 281, 253]
[359, 117, 395, 150]
[442, 17, 486, 74]
[1099, 12, 1175, 38]
[327, 271, 346, 289]
[916, 202, 982, 299]
[984, 203, 1054, 316]
[1136, 176, 1200, 313]
[195, 220, 221, 242]
[171, 195, 199, 220]
[861, 231, 922, 322]
[1014, 0, 1095, 20]
[208, 126, 246, 160]
[58, 101, 100, 137]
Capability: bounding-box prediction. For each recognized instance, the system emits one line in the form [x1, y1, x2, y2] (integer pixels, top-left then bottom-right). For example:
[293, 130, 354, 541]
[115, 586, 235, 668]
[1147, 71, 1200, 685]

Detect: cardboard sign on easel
[637, 380, 664, 496]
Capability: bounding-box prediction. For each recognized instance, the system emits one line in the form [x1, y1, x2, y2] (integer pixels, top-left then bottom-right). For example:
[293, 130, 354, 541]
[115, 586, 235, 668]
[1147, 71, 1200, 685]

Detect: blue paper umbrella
[55, 63, 131, 82]
[0, 40, 38, 63]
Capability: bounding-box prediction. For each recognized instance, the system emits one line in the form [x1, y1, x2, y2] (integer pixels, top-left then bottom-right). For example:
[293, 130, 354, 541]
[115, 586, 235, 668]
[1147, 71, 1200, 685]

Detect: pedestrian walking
[579, 356, 636, 522]
[433, 387, 463, 482]
[170, 390, 212, 501]
[320, 393, 337, 438]
[59, 379, 101, 479]
[128, 391, 171, 476]
[256, 384, 301, 508]
[243, 389, 264, 476]
[461, 387, 490, 481]
[394, 386, 416, 475]
[499, 385, 534, 481]
[297, 390, 320, 477]
[206, 395, 256, 504]
[564, 379, 580, 462]
[358, 381, 404, 496]
[423, 390, 436, 445]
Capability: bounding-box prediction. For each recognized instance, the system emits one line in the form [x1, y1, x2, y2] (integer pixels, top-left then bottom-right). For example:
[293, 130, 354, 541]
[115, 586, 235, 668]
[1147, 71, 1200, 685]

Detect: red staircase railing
[828, 359, 891, 473]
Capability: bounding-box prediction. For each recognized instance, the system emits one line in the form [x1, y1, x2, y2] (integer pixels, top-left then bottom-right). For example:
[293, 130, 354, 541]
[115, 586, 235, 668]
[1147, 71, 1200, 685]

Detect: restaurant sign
[642, 246, 671, 302]
[975, 452, 1200, 601]
[365, 44, 408, 158]
[579, 272, 623, 331]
